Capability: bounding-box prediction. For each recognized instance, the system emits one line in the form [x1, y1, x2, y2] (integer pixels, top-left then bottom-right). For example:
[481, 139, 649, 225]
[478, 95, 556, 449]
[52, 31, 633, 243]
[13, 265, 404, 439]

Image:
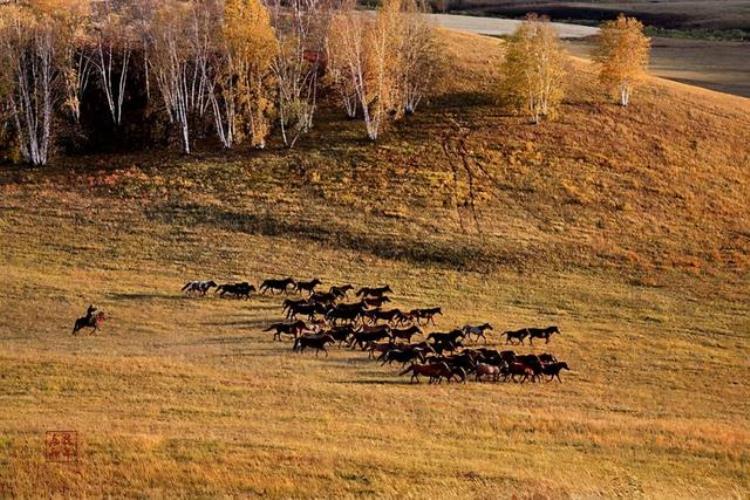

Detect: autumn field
[1, 29, 749, 497]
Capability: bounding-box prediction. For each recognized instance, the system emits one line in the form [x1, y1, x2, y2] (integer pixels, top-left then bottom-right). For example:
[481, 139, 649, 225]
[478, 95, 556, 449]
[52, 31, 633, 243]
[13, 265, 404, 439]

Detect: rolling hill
[0, 29, 748, 497]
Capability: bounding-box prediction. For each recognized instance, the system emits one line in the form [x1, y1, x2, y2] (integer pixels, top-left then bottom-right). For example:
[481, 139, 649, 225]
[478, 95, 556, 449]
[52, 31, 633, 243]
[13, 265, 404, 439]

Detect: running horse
[72, 305, 106, 335]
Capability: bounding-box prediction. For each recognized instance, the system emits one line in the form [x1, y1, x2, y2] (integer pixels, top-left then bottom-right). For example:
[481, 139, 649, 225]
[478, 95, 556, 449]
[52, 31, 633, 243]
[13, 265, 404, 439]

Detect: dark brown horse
[350, 325, 392, 349]
[503, 328, 529, 345]
[356, 285, 392, 298]
[260, 277, 296, 295]
[411, 307, 442, 326]
[293, 334, 335, 356]
[528, 326, 561, 344]
[391, 325, 422, 343]
[399, 362, 453, 384]
[329, 284, 353, 298]
[380, 349, 425, 366]
[216, 282, 255, 299]
[72, 305, 106, 335]
[295, 278, 322, 295]
[427, 329, 464, 345]
[264, 320, 306, 341]
[364, 296, 391, 308]
[542, 362, 570, 382]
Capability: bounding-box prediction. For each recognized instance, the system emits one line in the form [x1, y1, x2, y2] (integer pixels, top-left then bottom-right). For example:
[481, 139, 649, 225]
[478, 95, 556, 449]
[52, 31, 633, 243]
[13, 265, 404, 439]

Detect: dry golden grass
[0, 30, 748, 497]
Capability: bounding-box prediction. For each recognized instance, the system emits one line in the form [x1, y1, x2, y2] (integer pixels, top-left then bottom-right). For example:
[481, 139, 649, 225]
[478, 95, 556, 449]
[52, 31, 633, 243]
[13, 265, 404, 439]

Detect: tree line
[0, 1, 649, 166]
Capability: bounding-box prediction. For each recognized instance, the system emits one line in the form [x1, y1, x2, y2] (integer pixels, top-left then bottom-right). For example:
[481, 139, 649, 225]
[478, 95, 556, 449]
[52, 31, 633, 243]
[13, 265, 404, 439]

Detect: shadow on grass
[146, 202, 501, 272]
[341, 379, 414, 385]
[108, 292, 184, 301]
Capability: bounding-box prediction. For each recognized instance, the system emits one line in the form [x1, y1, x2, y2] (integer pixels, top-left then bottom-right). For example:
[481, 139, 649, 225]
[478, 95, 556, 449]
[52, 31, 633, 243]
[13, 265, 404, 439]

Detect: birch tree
[399, 0, 440, 115]
[501, 15, 567, 124]
[594, 14, 650, 107]
[54, 0, 92, 123]
[211, 0, 277, 150]
[148, 1, 209, 154]
[328, 0, 404, 141]
[0, 4, 59, 165]
[325, 0, 360, 119]
[91, 0, 132, 126]
[269, 0, 330, 148]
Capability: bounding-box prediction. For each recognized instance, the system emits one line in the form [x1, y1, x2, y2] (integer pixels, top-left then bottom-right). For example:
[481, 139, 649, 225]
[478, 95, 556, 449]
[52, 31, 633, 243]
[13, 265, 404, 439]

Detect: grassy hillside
[0, 30, 748, 497]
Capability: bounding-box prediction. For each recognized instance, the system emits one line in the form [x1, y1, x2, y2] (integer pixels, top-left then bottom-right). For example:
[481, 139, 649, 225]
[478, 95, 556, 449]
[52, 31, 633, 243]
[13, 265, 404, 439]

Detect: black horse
[503, 328, 529, 345]
[260, 277, 296, 295]
[72, 305, 106, 335]
[542, 362, 570, 382]
[427, 329, 464, 345]
[216, 282, 255, 299]
[295, 278, 322, 295]
[528, 326, 561, 344]
[411, 307, 442, 326]
[264, 320, 307, 341]
[293, 334, 335, 356]
[391, 325, 422, 343]
[329, 284, 354, 298]
[356, 285, 392, 298]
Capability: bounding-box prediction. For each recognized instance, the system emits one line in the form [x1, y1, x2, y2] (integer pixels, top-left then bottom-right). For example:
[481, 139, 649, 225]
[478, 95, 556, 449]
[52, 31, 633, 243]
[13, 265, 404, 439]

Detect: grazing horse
[260, 277, 296, 295]
[399, 362, 453, 384]
[216, 282, 255, 299]
[390, 325, 421, 343]
[411, 307, 442, 326]
[295, 278, 322, 295]
[72, 305, 106, 335]
[181, 280, 216, 296]
[293, 334, 335, 357]
[503, 328, 529, 345]
[427, 329, 464, 345]
[329, 284, 354, 298]
[264, 320, 306, 341]
[528, 326, 561, 344]
[356, 285, 392, 298]
[542, 362, 570, 383]
[462, 323, 493, 344]
[475, 363, 501, 382]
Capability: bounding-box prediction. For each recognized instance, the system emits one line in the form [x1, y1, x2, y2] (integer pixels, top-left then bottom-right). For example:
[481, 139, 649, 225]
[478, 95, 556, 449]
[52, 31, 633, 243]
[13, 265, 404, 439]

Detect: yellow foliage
[501, 15, 567, 124]
[594, 14, 651, 106]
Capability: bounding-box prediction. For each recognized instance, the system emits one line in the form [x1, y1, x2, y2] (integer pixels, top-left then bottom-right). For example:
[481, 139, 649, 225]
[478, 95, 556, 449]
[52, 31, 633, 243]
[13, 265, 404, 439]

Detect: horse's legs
[556, 373, 562, 383]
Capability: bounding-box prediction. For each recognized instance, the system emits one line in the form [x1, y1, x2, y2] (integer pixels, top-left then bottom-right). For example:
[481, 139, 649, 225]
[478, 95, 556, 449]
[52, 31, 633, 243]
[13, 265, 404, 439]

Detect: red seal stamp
[45, 431, 78, 463]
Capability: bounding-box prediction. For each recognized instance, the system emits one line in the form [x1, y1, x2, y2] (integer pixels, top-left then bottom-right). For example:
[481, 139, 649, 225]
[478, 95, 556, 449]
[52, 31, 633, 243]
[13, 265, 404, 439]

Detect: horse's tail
[181, 282, 191, 292]
[399, 364, 415, 377]
[263, 325, 276, 332]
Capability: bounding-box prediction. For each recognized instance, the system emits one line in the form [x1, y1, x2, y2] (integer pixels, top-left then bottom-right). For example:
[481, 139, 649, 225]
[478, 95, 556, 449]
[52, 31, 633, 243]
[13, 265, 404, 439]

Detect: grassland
[0, 30, 749, 497]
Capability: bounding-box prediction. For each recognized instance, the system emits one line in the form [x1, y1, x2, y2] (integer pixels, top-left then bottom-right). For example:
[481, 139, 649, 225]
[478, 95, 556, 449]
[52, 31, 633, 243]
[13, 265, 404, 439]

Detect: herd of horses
[73, 277, 571, 385]
[182, 277, 571, 385]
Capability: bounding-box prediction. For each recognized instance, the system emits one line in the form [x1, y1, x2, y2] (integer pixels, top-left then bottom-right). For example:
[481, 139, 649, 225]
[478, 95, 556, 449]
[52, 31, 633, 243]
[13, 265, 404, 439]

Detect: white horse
[181, 280, 217, 296]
